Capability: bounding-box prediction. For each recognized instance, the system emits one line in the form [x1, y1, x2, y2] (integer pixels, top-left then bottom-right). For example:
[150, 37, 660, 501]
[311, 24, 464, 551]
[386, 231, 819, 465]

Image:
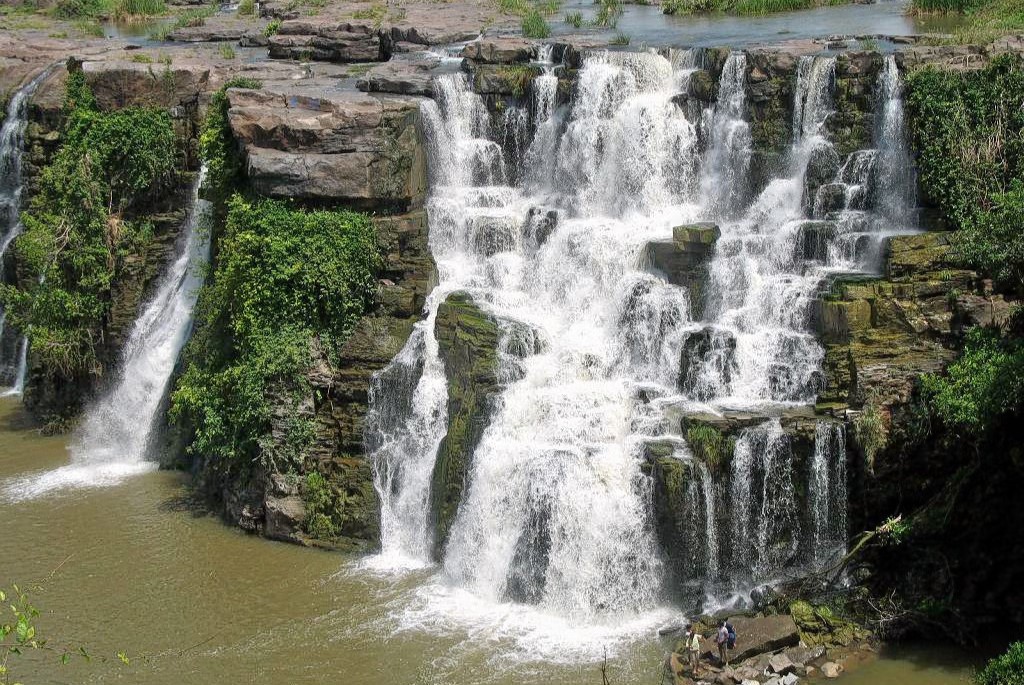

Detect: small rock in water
[769, 653, 796, 675]
[781, 674, 800, 685]
[821, 661, 843, 678]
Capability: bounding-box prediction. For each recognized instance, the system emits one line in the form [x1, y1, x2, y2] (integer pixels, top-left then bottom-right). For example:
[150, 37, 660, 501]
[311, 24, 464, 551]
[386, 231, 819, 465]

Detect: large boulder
[644, 222, 720, 319]
[703, 614, 801, 663]
[227, 86, 427, 208]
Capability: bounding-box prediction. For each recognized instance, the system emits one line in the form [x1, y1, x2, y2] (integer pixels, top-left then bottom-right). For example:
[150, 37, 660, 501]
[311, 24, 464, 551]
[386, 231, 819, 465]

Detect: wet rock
[678, 325, 737, 401]
[813, 183, 846, 218]
[708, 614, 800, 663]
[524, 206, 558, 248]
[263, 493, 306, 543]
[796, 221, 837, 261]
[431, 292, 503, 558]
[470, 215, 520, 256]
[644, 222, 720, 318]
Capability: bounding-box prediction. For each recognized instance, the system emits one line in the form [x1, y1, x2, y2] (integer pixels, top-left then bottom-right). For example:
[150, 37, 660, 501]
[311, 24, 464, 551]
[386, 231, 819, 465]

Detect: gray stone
[821, 661, 843, 678]
[356, 59, 435, 96]
[462, 37, 536, 63]
[781, 674, 799, 685]
[769, 653, 796, 675]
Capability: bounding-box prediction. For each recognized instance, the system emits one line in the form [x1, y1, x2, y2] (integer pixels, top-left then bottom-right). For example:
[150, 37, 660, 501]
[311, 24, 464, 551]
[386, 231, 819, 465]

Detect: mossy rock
[789, 600, 869, 647]
[430, 292, 502, 557]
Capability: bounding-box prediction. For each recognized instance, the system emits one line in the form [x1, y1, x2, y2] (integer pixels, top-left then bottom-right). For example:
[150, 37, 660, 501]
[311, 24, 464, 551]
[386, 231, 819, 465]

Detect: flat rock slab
[703, 614, 800, 663]
[356, 58, 437, 96]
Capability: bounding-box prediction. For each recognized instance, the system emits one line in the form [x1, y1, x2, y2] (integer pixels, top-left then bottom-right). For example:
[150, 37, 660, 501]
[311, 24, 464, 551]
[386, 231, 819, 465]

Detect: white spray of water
[2, 168, 211, 500]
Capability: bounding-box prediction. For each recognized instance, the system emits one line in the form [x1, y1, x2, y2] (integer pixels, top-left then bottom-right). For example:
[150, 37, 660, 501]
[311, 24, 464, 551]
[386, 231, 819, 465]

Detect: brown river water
[0, 398, 982, 684]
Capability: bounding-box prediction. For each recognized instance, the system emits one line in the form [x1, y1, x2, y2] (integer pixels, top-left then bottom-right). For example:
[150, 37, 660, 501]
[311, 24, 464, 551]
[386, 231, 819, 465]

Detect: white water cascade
[2, 168, 211, 501]
[0, 68, 53, 393]
[367, 47, 920, 649]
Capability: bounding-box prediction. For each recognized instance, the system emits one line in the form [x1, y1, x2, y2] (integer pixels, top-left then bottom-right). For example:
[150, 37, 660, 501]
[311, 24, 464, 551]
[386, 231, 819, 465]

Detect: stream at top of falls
[0, 397, 985, 684]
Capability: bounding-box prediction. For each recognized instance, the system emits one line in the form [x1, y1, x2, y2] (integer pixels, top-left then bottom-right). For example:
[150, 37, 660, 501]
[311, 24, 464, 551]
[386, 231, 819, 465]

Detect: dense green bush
[51, 0, 107, 19]
[906, 55, 1024, 294]
[922, 326, 1024, 437]
[911, 0, 979, 11]
[976, 641, 1024, 685]
[170, 196, 380, 474]
[0, 72, 177, 376]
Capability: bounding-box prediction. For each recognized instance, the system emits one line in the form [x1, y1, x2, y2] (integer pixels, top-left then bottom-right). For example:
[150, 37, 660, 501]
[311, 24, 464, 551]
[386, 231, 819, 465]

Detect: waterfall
[0, 68, 53, 391]
[370, 46, 922, 644]
[700, 52, 751, 218]
[1, 168, 211, 500]
[729, 420, 801, 582]
[809, 422, 847, 567]
[874, 55, 916, 228]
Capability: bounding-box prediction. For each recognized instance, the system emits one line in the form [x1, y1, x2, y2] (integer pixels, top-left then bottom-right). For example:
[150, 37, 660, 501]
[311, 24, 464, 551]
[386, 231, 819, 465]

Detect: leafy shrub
[170, 196, 381, 474]
[564, 10, 582, 25]
[521, 8, 550, 37]
[263, 17, 281, 35]
[906, 55, 1024, 294]
[686, 424, 735, 471]
[51, 0, 106, 19]
[0, 73, 178, 377]
[922, 327, 1024, 436]
[198, 77, 261, 207]
[218, 43, 236, 59]
[236, 0, 253, 14]
[976, 641, 1024, 685]
[303, 472, 339, 539]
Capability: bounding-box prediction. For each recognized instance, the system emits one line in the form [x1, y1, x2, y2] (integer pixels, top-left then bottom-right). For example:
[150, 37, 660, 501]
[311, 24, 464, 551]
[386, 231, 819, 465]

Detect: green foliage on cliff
[922, 326, 1024, 437]
[685, 424, 735, 472]
[170, 196, 380, 474]
[303, 471, 338, 539]
[0, 72, 177, 376]
[906, 56, 1024, 294]
[199, 77, 261, 207]
[976, 641, 1024, 685]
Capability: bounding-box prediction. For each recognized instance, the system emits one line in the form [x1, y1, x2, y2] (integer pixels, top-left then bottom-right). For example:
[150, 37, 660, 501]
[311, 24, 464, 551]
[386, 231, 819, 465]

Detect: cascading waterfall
[370, 47, 920, 644]
[700, 52, 751, 218]
[0, 68, 54, 392]
[2, 168, 211, 501]
[809, 422, 847, 567]
[874, 54, 916, 228]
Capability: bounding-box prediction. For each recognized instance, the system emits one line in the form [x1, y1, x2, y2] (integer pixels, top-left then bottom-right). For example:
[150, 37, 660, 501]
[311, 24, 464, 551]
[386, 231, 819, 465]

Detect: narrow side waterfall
[369, 47, 919, 649]
[0, 68, 53, 392]
[2, 169, 211, 500]
[809, 421, 847, 567]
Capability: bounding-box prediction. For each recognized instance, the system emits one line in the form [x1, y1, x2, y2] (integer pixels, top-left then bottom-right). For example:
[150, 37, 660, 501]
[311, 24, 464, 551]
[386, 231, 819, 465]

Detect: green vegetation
[521, 8, 550, 37]
[610, 31, 630, 44]
[976, 642, 1024, 685]
[49, 0, 166, 19]
[905, 55, 1024, 294]
[911, 0, 979, 11]
[923, 327, 1024, 437]
[263, 17, 281, 36]
[303, 471, 339, 539]
[198, 78, 261, 208]
[685, 424, 735, 472]
[218, 43, 236, 59]
[236, 0, 253, 14]
[853, 395, 887, 474]
[564, 10, 582, 25]
[170, 194, 380, 476]
[662, 0, 844, 15]
[0, 72, 178, 380]
[591, 0, 622, 26]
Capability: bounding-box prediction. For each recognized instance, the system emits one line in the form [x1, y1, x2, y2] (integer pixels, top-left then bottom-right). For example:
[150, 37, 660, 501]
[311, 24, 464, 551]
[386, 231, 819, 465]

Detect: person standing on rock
[717, 621, 730, 666]
[685, 625, 703, 677]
